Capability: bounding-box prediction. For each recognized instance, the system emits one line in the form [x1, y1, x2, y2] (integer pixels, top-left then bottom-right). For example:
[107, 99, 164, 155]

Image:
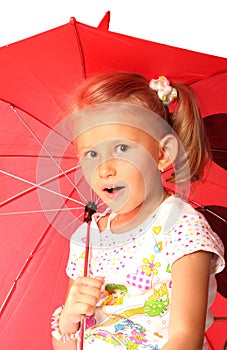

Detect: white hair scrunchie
[149, 76, 178, 106]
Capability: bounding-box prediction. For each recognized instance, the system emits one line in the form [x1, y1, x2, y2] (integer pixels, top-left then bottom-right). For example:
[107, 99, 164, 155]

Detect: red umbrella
[0, 12, 226, 350]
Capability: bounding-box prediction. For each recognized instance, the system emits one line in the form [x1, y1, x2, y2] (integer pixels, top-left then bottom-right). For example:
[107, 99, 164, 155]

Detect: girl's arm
[52, 276, 104, 350]
[162, 250, 212, 350]
[52, 335, 77, 350]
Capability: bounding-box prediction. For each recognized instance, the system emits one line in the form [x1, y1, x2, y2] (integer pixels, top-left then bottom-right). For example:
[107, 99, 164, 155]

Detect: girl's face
[76, 123, 165, 216]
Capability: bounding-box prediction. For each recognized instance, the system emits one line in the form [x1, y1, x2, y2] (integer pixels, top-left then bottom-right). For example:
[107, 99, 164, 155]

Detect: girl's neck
[100, 190, 170, 234]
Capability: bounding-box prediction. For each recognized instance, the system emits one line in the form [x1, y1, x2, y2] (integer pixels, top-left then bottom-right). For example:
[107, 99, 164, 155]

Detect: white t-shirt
[66, 196, 225, 349]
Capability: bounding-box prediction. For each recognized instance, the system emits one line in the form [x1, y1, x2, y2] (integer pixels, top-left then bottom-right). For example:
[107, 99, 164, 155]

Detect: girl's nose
[98, 160, 117, 178]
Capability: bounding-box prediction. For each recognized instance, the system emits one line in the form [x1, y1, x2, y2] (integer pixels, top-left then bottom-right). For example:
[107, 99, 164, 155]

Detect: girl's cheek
[80, 163, 97, 184]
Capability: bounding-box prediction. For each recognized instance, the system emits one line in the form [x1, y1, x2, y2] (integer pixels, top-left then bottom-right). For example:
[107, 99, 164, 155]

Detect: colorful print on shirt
[66, 196, 225, 349]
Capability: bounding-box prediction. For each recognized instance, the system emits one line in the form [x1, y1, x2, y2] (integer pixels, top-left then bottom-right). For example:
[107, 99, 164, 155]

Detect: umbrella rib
[202, 207, 227, 223]
[96, 198, 106, 208]
[89, 186, 95, 203]
[61, 211, 85, 235]
[0, 170, 84, 206]
[0, 165, 80, 207]
[189, 68, 227, 86]
[0, 97, 72, 144]
[214, 316, 227, 321]
[11, 105, 88, 203]
[188, 197, 227, 223]
[0, 206, 85, 215]
[0, 186, 79, 316]
[1, 155, 76, 159]
[165, 188, 227, 223]
[0, 225, 51, 315]
[73, 18, 87, 79]
[70, 167, 96, 204]
[211, 148, 227, 152]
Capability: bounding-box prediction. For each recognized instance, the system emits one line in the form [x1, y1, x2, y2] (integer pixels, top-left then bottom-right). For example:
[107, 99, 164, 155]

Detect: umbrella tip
[97, 11, 111, 31]
[84, 202, 97, 223]
[70, 17, 76, 25]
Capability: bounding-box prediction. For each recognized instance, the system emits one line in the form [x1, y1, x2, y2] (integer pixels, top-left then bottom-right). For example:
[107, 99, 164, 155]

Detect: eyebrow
[77, 146, 93, 152]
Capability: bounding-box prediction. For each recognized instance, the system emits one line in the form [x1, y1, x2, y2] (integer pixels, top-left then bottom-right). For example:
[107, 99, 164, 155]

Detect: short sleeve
[165, 211, 225, 274]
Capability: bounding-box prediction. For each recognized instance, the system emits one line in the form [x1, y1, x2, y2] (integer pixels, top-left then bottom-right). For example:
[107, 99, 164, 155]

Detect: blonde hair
[71, 72, 211, 182]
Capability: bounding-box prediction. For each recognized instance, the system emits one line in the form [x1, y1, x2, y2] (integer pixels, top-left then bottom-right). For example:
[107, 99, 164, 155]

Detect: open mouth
[104, 186, 125, 193]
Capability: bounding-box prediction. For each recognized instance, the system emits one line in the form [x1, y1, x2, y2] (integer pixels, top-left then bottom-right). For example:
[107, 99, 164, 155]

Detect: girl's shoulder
[161, 197, 225, 274]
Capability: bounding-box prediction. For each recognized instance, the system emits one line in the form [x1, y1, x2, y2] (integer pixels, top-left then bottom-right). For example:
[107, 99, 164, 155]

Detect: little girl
[51, 73, 225, 350]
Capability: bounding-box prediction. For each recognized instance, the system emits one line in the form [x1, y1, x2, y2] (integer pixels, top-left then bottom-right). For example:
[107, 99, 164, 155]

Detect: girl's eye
[85, 150, 98, 159]
[115, 144, 129, 153]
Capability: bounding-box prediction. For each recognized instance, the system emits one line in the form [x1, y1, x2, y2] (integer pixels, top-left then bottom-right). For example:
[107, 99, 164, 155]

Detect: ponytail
[170, 82, 211, 182]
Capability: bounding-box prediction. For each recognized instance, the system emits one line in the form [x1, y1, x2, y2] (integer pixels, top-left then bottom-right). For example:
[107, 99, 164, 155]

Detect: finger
[79, 284, 101, 297]
[74, 276, 104, 289]
[68, 283, 104, 308]
[61, 302, 95, 327]
[69, 302, 96, 317]
[70, 282, 103, 299]
[95, 276, 105, 284]
[69, 290, 100, 306]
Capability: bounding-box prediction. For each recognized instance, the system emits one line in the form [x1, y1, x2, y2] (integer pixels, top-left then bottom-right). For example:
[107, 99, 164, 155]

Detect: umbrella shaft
[79, 315, 86, 350]
[79, 218, 92, 349]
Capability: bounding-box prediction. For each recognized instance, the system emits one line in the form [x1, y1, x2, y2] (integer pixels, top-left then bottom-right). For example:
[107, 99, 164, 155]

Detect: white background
[0, 0, 226, 58]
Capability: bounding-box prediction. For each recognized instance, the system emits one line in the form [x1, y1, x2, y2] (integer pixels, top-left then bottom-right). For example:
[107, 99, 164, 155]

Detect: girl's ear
[158, 134, 178, 171]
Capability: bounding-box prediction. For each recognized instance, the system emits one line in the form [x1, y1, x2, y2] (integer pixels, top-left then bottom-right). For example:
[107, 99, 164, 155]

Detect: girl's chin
[102, 201, 131, 214]
[97, 191, 146, 215]
[97, 194, 130, 212]
[104, 202, 142, 216]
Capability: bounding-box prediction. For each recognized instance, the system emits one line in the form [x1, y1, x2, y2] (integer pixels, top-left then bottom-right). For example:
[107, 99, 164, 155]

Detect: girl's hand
[59, 276, 104, 335]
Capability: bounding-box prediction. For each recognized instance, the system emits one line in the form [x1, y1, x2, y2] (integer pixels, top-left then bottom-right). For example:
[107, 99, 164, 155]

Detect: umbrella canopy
[0, 13, 226, 350]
